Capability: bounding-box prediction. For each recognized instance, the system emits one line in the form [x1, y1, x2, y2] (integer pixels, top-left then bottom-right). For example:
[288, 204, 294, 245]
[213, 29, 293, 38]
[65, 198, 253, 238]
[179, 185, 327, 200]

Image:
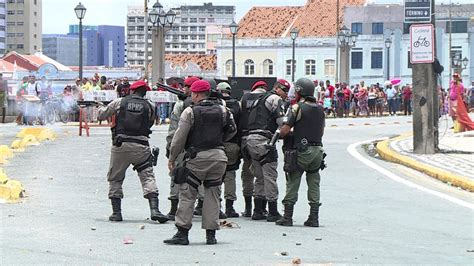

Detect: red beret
[252, 80, 268, 91]
[191, 80, 211, 93]
[130, 80, 151, 91]
[184, 76, 200, 86]
[276, 79, 291, 92]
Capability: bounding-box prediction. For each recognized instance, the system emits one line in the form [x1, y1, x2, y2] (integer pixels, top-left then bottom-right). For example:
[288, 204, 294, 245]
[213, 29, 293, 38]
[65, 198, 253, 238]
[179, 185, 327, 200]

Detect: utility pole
[448, 0, 452, 78]
[412, 0, 438, 154]
[144, 0, 149, 82]
[335, 0, 340, 83]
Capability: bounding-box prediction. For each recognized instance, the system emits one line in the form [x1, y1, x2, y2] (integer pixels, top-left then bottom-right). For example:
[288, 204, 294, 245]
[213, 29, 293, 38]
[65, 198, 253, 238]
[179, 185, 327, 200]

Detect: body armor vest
[293, 103, 324, 145]
[186, 101, 224, 150]
[247, 93, 278, 133]
[115, 95, 152, 137]
[240, 92, 264, 133]
[224, 97, 240, 143]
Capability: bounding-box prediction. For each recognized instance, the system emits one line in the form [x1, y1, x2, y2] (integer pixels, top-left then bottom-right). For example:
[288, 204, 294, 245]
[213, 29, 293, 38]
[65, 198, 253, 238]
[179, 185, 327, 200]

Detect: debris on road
[220, 220, 240, 228]
[282, 233, 287, 236]
[281, 252, 288, 256]
[467, 249, 474, 252]
[90, 227, 96, 231]
[296, 243, 301, 246]
[123, 237, 134, 244]
[315, 238, 322, 241]
[292, 257, 301, 264]
[139, 225, 145, 230]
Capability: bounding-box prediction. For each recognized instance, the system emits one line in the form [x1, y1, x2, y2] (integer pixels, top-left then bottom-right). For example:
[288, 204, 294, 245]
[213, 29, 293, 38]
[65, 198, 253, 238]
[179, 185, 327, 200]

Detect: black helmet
[295, 78, 315, 97]
[203, 78, 217, 91]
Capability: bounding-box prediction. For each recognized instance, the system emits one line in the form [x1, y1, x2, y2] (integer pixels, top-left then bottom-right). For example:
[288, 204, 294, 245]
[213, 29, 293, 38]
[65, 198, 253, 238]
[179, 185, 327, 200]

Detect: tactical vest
[115, 95, 152, 137]
[186, 101, 224, 150]
[247, 93, 278, 133]
[240, 92, 264, 133]
[183, 96, 192, 109]
[293, 102, 324, 145]
[224, 97, 240, 143]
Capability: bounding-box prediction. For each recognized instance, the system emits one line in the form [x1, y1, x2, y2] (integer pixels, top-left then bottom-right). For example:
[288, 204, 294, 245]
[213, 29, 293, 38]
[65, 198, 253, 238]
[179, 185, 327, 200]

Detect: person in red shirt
[402, 85, 412, 115]
[343, 84, 352, 117]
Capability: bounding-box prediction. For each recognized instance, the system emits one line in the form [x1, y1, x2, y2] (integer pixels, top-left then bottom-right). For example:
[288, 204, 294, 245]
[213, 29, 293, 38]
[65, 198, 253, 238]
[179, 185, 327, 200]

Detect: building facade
[126, 3, 234, 67]
[42, 34, 86, 66]
[344, 4, 474, 87]
[0, 0, 6, 56]
[68, 24, 97, 35]
[5, 0, 42, 55]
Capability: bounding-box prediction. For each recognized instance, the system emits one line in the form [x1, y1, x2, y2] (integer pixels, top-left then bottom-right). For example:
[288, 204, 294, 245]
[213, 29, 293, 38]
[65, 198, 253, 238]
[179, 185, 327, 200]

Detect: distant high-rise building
[42, 34, 86, 66]
[98, 25, 125, 67]
[0, 0, 6, 56]
[126, 3, 234, 67]
[6, 0, 42, 54]
[68, 24, 97, 35]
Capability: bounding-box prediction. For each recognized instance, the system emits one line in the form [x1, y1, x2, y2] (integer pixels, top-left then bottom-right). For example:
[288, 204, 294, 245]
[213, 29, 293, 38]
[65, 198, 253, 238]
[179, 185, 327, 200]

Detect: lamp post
[452, 55, 469, 75]
[74, 2, 86, 80]
[229, 21, 239, 78]
[337, 25, 357, 83]
[290, 28, 299, 83]
[149, 1, 175, 84]
[385, 38, 392, 81]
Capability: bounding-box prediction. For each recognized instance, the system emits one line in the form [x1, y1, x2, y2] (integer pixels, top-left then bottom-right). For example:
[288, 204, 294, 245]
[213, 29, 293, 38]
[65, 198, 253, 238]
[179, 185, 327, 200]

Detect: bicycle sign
[410, 24, 434, 64]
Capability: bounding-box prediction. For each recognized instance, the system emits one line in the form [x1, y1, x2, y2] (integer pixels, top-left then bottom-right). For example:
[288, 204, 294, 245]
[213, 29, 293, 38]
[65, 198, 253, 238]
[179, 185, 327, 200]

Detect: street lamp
[337, 25, 357, 83]
[290, 27, 299, 82]
[229, 21, 239, 78]
[452, 54, 469, 74]
[74, 2, 86, 80]
[385, 38, 392, 81]
[149, 1, 175, 84]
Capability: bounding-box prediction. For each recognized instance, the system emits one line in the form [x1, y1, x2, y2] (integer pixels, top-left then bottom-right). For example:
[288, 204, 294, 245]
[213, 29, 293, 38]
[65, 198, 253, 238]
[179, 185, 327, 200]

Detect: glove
[166, 147, 170, 159]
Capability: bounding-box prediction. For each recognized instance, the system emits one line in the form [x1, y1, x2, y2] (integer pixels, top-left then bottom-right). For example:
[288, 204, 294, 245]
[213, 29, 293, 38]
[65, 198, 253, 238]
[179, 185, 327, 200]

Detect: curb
[376, 134, 474, 192]
[0, 168, 25, 202]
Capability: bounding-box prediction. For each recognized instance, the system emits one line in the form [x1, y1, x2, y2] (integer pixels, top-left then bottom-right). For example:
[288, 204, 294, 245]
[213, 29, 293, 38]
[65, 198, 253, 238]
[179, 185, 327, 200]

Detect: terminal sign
[410, 24, 434, 64]
[404, 0, 431, 23]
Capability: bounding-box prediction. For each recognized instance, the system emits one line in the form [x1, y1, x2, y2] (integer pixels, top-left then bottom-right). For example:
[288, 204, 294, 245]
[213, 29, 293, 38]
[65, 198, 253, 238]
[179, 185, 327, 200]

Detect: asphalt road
[1, 116, 473, 264]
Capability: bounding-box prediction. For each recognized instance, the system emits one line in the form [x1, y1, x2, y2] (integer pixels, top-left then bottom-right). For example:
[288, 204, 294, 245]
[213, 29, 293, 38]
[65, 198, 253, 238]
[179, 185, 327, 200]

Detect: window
[34, 0, 37, 4]
[199, 26, 205, 32]
[407, 51, 412, 69]
[34, 11, 37, 16]
[181, 26, 188, 31]
[446, 21, 468, 33]
[199, 18, 206, 23]
[7, 33, 15, 37]
[0, 26, 5, 31]
[137, 17, 144, 23]
[18, 0, 24, 3]
[181, 18, 188, 23]
[190, 18, 197, 23]
[17, 10, 24, 15]
[0, 2, 5, 7]
[181, 35, 188, 40]
[33, 34, 36, 38]
[403, 23, 411, 34]
[7, 22, 15, 26]
[137, 51, 144, 57]
[225, 59, 232, 76]
[16, 33, 23, 37]
[34, 45, 37, 50]
[305, 59, 316, 75]
[371, 51, 383, 69]
[198, 35, 205, 40]
[190, 35, 197, 40]
[17, 22, 24, 26]
[286, 59, 296, 76]
[0, 14, 4, 19]
[263, 59, 274, 76]
[372, 22, 383, 34]
[17, 44, 24, 49]
[244, 59, 255, 76]
[7, 0, 15, 3]
[128, 17, 136, 23]
[324, 59, 335, 76]
[34, 23, 37, 27]
[7, 10, 15, 15]
[351, 23, 362, 34]
[351, 51, 363, 69]
[208, 18, 215, 23]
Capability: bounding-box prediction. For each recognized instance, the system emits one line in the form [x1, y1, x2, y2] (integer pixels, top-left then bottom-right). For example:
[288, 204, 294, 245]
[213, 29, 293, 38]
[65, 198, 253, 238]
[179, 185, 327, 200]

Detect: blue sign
[37, 63, 59, 79]
[404, 0, 431, 23]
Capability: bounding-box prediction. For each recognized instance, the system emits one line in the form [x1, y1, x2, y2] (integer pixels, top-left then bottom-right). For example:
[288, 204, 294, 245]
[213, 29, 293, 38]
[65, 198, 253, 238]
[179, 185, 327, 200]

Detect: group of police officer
[98, 75, 326, 245]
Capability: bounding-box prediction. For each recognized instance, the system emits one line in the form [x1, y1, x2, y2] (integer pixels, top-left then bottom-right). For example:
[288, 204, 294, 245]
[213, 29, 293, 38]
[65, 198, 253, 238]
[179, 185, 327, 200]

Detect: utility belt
[113, 136, 149, 147]
[283, 137, 325, 173]
[248, 130, 272, 139]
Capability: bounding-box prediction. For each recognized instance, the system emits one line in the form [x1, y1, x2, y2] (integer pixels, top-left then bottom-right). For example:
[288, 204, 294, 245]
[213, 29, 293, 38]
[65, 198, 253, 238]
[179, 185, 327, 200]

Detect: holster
[283, 148, 300, 173]
[172, 151, 189, 184]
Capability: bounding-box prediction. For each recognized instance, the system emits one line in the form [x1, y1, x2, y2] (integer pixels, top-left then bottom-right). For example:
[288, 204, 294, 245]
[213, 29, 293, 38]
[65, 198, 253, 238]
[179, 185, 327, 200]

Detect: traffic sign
[410, 24, 435, 64]
[404, 0, 432, 23]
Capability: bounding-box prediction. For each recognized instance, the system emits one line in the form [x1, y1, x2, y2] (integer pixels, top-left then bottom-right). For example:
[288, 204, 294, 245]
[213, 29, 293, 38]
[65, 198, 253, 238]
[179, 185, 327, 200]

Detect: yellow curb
[0, 179, 25, 202]
[376, 134, 474, 192]
[37, 129, 56, 141]
[10, 139, 25, 152]
[0, 145, 14, 158]
[0, 168, 8, 184]
[20, 135, 41, 147]
[16, 128, 45, 138]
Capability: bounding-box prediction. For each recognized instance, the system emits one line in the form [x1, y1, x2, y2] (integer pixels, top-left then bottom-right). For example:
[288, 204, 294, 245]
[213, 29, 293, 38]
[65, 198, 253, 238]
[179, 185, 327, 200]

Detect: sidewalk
[377, 130, 474, 192]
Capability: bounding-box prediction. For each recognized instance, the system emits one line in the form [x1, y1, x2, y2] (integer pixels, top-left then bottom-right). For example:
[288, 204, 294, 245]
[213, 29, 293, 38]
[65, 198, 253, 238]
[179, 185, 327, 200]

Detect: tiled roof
[0, 59, 27, 72]
[237, 0, 366, 38]
[165, 54, 217, 71]
[2, 51, 72, 71]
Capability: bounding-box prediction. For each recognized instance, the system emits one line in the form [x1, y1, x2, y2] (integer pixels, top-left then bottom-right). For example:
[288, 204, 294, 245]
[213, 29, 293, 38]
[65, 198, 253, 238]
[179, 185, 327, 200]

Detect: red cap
[190, 80, 211, 93]
[184, 76, 200, 86]
[252, 81, 268, 91]
[276, 79, 291, 92]
[130, 80, 151, 91]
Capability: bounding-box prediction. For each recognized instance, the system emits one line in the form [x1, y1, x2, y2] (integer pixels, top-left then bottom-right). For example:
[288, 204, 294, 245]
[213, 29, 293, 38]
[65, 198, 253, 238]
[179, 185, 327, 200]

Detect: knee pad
[133, 156, 153, 173]
[186, 172, 202, 189]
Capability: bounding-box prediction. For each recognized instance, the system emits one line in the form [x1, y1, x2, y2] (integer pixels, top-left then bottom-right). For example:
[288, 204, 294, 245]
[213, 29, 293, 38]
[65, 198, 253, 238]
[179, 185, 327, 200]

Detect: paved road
[1, 116, 473, 264]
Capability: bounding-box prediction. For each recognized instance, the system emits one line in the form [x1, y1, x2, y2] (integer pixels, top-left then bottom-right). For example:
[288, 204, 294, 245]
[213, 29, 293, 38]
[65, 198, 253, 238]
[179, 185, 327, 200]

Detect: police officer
[241, 80, 285, 222]
[165, 76, 199, 220]
[98, 80, 169, 223]
[164, 80, 237, 245]
[217, 82, 241, 217]
[276, 78, 325, 227]
[273, 79, 291, 110]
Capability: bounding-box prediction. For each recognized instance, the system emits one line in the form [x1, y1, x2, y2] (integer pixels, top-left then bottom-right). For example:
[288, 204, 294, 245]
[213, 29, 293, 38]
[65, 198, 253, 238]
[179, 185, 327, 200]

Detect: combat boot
[225, 199, 239, 218]
[147, 194, 169, 223]
[206, 230, 217, 245]
[275, 204, 294, 226]
[109, 197, 123, 222]
[164, 226, 189, 245]
[242, 196, 252, 217]
[251, 198, 266, 220]
[304, 203, 321, 227]
[267, 201, 282, 222]
[167, 199, 178, 221]
[262, 198, 268, 216]
[193, 199, 203, 216]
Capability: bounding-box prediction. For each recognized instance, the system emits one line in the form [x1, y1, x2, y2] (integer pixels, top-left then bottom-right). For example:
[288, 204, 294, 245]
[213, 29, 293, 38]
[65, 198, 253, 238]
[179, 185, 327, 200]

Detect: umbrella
[390, 78, 401, 86]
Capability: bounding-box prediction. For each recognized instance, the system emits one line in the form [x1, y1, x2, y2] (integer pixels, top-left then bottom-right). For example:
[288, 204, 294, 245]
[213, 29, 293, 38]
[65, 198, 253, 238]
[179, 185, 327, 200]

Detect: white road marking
[347, 139, 474, 210]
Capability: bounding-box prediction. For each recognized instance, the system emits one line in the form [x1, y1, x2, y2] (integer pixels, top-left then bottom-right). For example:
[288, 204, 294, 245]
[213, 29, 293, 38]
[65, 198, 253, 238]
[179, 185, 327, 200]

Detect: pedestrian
[15, 77, 28, 125]
[90, 78, 101, 91]
[402, 85, 412, 115]
[386, 83, 397, 116]
[165, 76, 198, 220]
[376, 87, 386, 116]
[164, 80, 237, 245]
[357, 85, 369, 117]
[97, 80, 169, 223]
[351, 84, 360, 117]
[448, 73, 465, 122]
[276, 77, 325, 227]
[116, 77, 130, 98]
[273, 79, 291, 111]
[368, 86, 377, 116]
[343, 83, 352, 118]
[335, 84, 344, 118]
[0, 73, 7, 123]
[217, 82, 241, 218]
[467, 81, 474, 111]
[241, 80, 285, 222]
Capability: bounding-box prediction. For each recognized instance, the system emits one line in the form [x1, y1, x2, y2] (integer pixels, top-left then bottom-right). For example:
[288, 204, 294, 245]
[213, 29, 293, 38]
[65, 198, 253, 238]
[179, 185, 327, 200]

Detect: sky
[43, 0, 472, 34]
